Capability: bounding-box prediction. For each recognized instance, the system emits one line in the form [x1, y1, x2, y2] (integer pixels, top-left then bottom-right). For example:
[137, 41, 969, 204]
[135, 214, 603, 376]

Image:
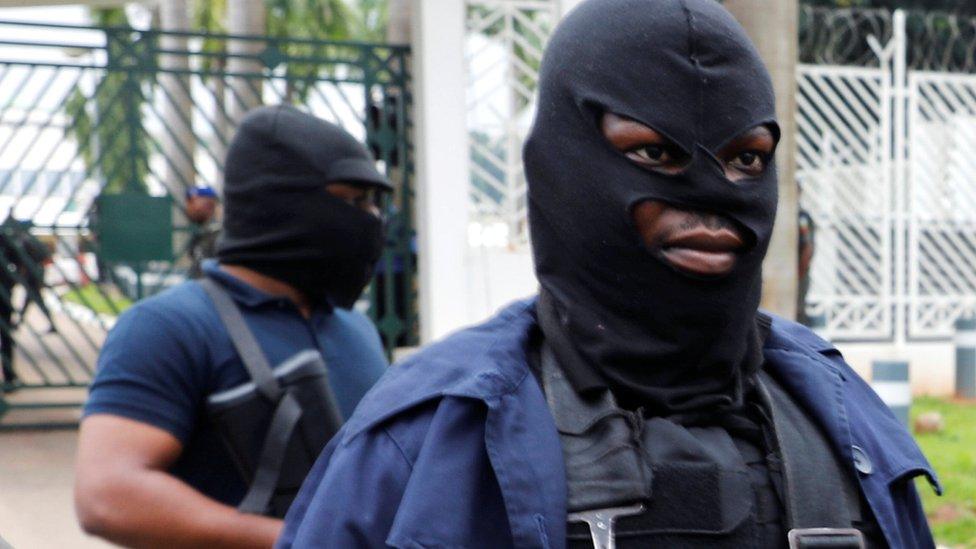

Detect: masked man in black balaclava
[76, 105, 391, 548]
[280, 2, 939, 548]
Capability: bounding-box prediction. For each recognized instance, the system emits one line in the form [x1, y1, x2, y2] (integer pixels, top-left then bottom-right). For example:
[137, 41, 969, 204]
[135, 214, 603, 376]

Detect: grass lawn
[912, 397, 976, 548]
[61, 284, 133, 316]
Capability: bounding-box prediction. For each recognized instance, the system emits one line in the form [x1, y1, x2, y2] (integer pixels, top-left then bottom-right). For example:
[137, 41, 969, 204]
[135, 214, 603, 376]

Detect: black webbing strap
[237, 392, 303, 515]
[758, 372, 865, 548]
[200, 277, 304, 515]
[200, 278, 281, 402]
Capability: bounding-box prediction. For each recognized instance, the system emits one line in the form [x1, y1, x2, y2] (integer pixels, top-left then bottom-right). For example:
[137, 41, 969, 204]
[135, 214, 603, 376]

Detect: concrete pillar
[226, 0, 265, 122]
[158, 0, 195, 196]
[724, 0, 800, 319]
[871, 360, 911, 425]
[386, 0, 411, 45]
[955, 316, 976, 399]
[412, 0, 470, 342]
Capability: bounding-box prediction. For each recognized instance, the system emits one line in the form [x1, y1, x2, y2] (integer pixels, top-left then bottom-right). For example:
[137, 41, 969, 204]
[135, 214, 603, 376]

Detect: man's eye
[730, 151, 767, 174]
[628, 145, 672, 165]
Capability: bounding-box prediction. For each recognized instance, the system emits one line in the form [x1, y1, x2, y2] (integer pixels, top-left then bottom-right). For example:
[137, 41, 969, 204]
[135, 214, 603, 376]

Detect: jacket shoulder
[763, 312, 836, 354]
[341, 298, 539, 441]
[761, 312, 942, 497]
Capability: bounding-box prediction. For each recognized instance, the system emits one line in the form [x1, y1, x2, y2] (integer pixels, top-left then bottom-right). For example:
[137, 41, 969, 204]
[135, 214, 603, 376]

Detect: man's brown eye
[628, 145, 672, 165]
[730, 151, 766, 174]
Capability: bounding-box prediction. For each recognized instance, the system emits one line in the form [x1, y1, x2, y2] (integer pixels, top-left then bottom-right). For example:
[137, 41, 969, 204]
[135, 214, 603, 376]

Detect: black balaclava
[526, 0, 779, 416]
[217, 105, 391, 309]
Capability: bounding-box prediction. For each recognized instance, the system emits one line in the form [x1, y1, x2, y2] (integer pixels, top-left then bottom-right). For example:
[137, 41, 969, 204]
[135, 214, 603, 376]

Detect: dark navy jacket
[280, 299, 940, 549]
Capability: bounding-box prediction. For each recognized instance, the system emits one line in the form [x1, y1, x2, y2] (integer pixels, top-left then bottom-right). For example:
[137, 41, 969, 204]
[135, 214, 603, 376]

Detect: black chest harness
[537, 342, 876, 549]
[201, 278, 344, 518]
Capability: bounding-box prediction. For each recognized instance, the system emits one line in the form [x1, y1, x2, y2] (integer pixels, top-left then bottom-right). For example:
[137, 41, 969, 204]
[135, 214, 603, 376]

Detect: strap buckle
[567, 503, 645, 549]
[787, 528, 866, 549]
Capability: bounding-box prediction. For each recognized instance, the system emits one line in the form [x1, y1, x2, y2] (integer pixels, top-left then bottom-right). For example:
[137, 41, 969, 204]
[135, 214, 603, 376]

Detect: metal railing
[798, 11, 976, 342]
[0, 20, 415, 427]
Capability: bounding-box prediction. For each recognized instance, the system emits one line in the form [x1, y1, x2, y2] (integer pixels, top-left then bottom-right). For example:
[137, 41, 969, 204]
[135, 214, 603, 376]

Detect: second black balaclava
[525, 0, 779, 416]
[217, 105, 391, 309]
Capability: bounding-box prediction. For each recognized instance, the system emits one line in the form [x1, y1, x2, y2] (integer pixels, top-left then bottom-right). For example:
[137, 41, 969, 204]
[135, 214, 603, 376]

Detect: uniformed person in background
[185, 184, 220, 279]
[280, 1, 939, 547]
[797, 205, 816, 326]
[0, 217, 55, 387]
[75, 106, 391, 548]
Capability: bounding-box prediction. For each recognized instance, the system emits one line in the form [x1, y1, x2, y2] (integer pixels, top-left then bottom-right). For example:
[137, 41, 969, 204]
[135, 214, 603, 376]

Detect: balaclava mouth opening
[526, 0, 779, 416]
[216, 105, 392, 309]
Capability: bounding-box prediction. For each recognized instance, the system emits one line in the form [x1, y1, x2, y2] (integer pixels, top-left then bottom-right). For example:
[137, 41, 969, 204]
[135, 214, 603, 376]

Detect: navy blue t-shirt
[84, 261, 388, 505]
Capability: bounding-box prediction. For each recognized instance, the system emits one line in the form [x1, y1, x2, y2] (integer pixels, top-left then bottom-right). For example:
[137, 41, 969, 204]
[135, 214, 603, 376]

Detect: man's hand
[75, 414, 282, 548]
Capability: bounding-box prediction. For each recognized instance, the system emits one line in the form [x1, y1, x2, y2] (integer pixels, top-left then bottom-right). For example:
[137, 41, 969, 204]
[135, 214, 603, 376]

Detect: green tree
[65, 8, 152, 195]
[191, 0, 390, 103]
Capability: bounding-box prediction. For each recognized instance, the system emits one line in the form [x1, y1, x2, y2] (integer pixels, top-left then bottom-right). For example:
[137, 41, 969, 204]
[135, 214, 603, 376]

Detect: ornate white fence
[460, 3, 976, 342]
[797, 63, 892, 339]
[800, 11, 976, 341]
[465, 0, 556, 247]
[907, 71, 976, 338]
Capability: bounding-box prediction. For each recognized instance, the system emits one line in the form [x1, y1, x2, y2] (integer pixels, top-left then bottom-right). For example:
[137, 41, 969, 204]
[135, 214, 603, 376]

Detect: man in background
[797, 205, 816, 326]
[0, 217, 54, 387]
[75, 105, 391, 548]
[185, 185, 220, 279]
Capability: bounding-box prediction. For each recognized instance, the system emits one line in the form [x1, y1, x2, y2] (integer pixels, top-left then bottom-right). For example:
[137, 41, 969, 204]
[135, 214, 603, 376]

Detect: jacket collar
[343, 298, 538, 441]
[344, 297, 940, 495]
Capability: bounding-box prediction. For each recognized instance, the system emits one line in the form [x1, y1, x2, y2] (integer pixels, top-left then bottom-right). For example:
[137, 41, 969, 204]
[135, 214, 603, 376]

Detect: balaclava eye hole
[599, 111, 695, 176]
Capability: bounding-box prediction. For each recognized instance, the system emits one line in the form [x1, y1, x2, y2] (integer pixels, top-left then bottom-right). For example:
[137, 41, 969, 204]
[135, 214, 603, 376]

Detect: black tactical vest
[535, 341, 881, 549]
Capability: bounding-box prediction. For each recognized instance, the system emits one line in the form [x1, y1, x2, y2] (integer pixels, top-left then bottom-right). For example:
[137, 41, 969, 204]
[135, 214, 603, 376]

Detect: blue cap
[186, 185, 218, 199]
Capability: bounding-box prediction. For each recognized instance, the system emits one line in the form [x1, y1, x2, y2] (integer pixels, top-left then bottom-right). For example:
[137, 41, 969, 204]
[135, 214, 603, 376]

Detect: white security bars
[465, 0, 556, 248]
[799, 10, 976, 342]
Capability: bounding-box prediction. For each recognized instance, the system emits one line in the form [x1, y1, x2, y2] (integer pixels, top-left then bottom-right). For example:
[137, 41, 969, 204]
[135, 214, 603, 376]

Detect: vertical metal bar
[126, 65, 140, 194]
[892, 10, 907, 346]
[906, 70, 920, 343]
[504, 5, 520, 245]
[877, 32, 894, 342]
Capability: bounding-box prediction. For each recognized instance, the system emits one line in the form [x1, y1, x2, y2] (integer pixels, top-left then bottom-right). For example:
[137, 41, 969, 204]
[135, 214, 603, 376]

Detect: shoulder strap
[201, 277, 307, 516]
[757, 371, 863, 530]
[237, 391, 303, 515]
[200, 278, 281, 401]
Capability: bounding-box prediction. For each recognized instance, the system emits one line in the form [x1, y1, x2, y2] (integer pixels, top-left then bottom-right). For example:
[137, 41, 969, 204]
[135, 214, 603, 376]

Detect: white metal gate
[907, 71, 976, 338]
[800, 10, 976, 341]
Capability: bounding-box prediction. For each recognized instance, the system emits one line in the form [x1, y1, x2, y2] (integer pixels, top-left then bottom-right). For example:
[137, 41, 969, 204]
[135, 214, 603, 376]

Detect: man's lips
[658, 227, 745, 277]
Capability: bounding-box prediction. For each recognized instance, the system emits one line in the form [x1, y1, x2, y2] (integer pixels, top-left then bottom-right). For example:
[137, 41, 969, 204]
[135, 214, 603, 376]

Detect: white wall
[835, 341, 956, 397]
[464, 247, 537, 327]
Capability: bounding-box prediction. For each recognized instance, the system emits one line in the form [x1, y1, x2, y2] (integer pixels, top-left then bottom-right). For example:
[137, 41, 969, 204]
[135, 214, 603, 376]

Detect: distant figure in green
[0, 217, 54, 388]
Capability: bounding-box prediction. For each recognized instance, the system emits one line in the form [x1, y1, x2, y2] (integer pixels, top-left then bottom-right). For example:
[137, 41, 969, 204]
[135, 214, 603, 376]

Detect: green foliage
[347, 0, 389, 42]
[911, 397, 976, 548]
[192, 0, 227, 73]
[189, 0, 390, 103]
[802, 0, 976, 15]
[64, 8, 151, 195]
[266, 0, 354, 102]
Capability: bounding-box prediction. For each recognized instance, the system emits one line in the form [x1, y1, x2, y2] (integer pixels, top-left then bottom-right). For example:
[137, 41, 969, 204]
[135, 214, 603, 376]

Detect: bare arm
[75, 414, 282, 549]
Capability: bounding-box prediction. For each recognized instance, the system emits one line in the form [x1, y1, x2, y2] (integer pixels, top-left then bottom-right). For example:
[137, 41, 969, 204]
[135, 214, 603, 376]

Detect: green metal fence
[0, 20, 415, 428]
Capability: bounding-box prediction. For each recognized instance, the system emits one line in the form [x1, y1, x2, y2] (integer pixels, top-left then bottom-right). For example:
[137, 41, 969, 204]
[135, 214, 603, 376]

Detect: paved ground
[1, 305, 108, 547]
[0, 430, 109, 548]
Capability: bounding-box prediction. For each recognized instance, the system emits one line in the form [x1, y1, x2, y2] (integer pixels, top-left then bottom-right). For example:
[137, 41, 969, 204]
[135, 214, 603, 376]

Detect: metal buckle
[567, 503, 645, 549]
[787, 528, 866, 549]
